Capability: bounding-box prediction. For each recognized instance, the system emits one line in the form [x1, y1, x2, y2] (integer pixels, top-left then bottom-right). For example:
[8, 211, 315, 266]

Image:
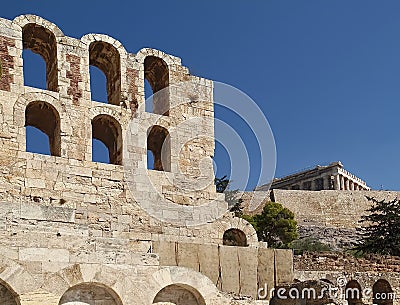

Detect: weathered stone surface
[0, 14, 289, 305]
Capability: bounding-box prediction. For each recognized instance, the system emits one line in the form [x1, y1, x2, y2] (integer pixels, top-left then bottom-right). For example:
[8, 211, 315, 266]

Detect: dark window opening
[345, 280, 362, 305]
[223, 228, 248, 247]
[92, 114, 122, 165]
[22, 23, 58, 92]
[89, 41, 121, 105]
[25, 101, 61, 156]
[373, 279, 394, 305]
[153, 284, 206, 305]
[147, 125, 170, 171]
[144, 56, 169, 115]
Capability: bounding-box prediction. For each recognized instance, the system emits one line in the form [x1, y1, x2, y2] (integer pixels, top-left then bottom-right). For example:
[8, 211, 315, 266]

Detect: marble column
[345, 178, 350, 190]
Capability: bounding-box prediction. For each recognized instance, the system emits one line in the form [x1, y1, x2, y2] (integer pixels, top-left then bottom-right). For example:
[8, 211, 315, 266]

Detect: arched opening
[59, 282, 122, 305]
[25, 101, 61, 156]
[144, 56, 169, 115]
[0, 280, 19, 305]
[22, 23, 58, 92]
[92, 114, 122, 165]
[89, 41, 121, 105]
[153, 284, 206, 305]
[345, 280, 362, 305]
[223, 228, 248, 247]
[147, 125, 170, 171]
[373, 279, 394, 305]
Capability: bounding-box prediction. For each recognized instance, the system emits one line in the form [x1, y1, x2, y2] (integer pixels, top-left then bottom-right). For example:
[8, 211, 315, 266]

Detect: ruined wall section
[154, 241, 294, 299]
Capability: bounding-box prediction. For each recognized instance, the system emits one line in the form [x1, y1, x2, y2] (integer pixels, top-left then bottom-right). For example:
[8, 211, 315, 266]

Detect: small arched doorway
[223, 228, 248, 246]
[0, 280, 19, 305]
[59, 282, 122, 305]
[373, 279, 394, 305]
[345, 280, 362, 305]
[153, 284, 206, 305]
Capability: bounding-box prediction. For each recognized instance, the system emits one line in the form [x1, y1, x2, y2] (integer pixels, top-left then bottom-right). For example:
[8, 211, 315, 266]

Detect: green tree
[291, 237, 331, 255]
[244, 202, 298, 248]
[214, 176, 243, 217]
[355, 196, 400, 256]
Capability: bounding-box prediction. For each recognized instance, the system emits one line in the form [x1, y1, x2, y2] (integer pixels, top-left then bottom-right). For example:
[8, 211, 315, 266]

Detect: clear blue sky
[5, 1, 400, 190]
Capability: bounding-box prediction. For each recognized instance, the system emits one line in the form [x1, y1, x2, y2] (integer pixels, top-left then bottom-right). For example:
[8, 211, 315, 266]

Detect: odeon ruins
[0, 14, 398, 305]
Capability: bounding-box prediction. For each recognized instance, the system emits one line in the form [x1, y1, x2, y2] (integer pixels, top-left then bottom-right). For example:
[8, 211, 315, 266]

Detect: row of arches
[25, 100, 170, 169]
[0, 281, 206, 305]
[344, 279, 394, 305]
[22, 23, 170, 114]
[317, 279, 394, 305]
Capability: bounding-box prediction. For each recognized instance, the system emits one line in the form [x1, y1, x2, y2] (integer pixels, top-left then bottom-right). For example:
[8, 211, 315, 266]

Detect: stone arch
[223, 228, 247, 246]
[345, 280, 362, 305]
[148, 267, 219, 305]
[147, 125, 171, 171]
[136, 48, 181, 67]
[373, 279, 394, 305]
[81, 34, 127, 106]
[13, 15, 64, 38]
[0, 254, 39, 298]
[213, 216, 258, 246]
[136, 48, 181, 116]
[25, 100, 61, 156]
[153, 284, 206, 305]
[144, 56, 169, 115]
[0, 279, 20, 305]
[59, 282, 123, 305]
[21, 22, 59, 91]
[13, 92, 63, 155]
[92, 114, 123, 165]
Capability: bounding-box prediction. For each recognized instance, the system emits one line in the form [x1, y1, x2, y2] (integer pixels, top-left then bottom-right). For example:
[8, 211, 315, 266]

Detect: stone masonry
[0, 14, 295, 305]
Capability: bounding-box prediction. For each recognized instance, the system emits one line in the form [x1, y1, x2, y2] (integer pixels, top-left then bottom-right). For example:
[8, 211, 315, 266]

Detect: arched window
[223, 228, 248, 247]
[345, 280, 362, 305]
[59, 283, 122, 305]
[153, 284, 206, 305]
[147, 125, 170, 171]
[22, 24, 58, 92]
[92, 114, 122, 165]
[373, 279, 394, 305]
[25, 101, 61, 156]
[89, 41, 121, 105]
[144, 56, 169, 115]
[0, 281, 19, 305]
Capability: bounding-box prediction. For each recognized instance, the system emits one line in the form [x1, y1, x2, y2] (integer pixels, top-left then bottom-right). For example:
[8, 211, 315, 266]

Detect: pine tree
[244, 201, 298, 248]
[355, 196, 400, 256]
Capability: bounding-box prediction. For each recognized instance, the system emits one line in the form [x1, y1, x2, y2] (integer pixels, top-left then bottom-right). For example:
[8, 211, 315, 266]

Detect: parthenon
[257, 161, 370, 191]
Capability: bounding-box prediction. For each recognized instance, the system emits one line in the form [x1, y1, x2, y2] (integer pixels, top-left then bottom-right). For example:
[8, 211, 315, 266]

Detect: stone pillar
[335, 175, 341, 190]
[350, 181, 354, 190]
[345, 178, 350, 190]
[340, 175, 345, 190]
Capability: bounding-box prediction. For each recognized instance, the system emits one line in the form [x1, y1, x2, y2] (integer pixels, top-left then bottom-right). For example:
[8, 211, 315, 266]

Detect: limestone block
[19, 248, 69, 263]
[275, 249, 293, 286]
[220, 245, 240, 294]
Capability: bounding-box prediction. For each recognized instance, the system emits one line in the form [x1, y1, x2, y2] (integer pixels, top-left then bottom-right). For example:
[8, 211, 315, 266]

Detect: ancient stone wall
[0, 14, 292, 305]
[242, 189, 400, 250]
[294, 253, 400, 305]
[154, 241, 294, 299]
